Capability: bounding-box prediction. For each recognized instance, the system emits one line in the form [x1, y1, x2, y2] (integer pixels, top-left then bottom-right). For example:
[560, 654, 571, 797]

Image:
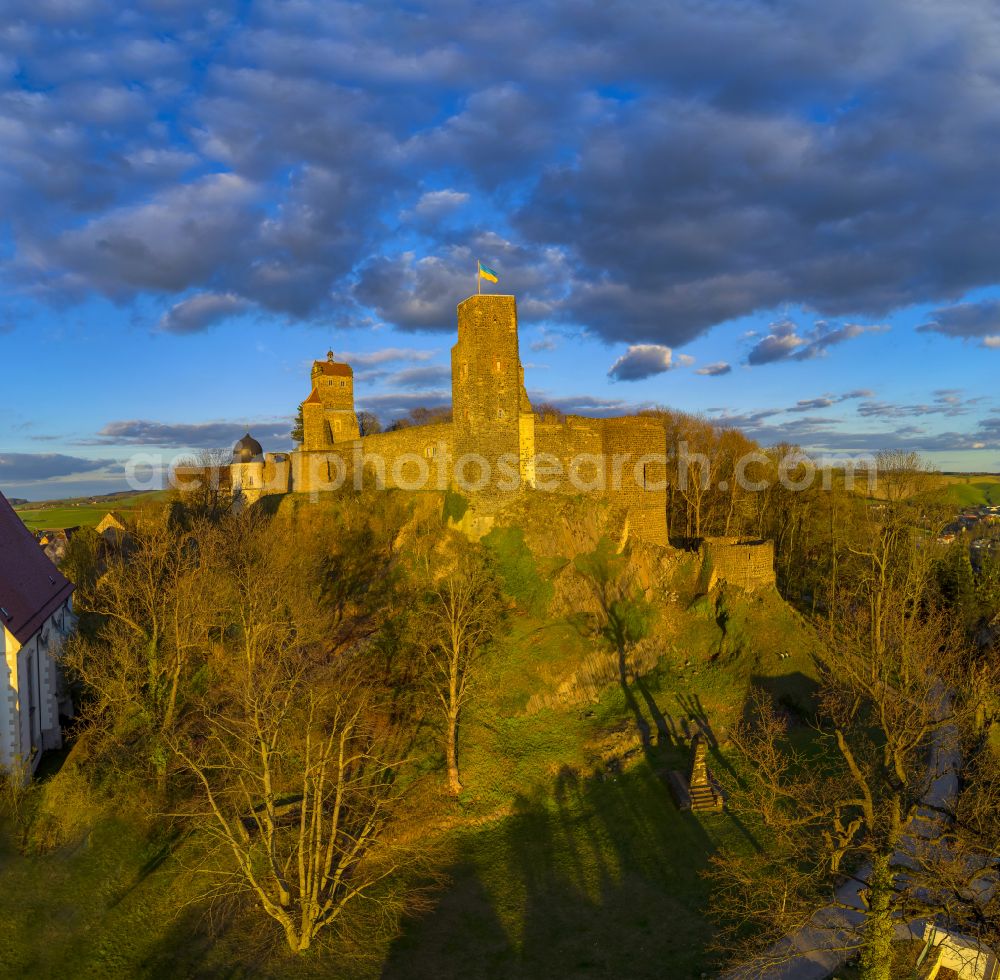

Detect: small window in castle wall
[460, 363, 469, 380]
[327, 380, 333, 386]
[424, 445, 433, 458]
[498, 408, 505, 419]
[495, 359, 502, 372]
[340, 380, 345, 387]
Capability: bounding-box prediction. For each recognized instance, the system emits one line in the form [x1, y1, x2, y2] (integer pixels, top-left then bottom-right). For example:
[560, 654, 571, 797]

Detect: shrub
[26, 760, 101, 854]
[482, 526, 553, 615]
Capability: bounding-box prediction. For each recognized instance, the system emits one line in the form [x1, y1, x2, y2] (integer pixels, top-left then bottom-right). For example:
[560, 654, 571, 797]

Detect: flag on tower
[477, 260, 498, 283]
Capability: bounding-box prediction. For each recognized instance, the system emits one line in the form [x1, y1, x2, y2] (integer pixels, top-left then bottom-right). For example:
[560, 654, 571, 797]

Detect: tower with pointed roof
[302, 351, 360, 450]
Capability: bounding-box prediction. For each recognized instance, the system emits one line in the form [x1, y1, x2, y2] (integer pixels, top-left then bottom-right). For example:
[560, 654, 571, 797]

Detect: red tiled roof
[0, 492, 74, 644]
[304, 387, 322, 404]
[312, 361, 353, 377]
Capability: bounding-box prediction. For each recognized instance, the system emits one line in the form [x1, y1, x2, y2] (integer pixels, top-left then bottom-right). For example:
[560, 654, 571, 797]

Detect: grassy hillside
[0, 495, 823, 978]
[936, 475, 1000, 508]
[13, 491, 169, 531]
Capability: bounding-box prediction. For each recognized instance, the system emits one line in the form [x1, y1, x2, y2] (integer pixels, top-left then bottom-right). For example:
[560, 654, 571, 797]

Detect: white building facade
[0, 493, 74, 776]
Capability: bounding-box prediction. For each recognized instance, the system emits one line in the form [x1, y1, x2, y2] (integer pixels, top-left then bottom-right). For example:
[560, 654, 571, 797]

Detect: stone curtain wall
[534, 414, 668, 545]
[291, 423, 454, 494]
[700, 537, 776, 590]
[356, 424, 454, 490]
[598, 415, 669, 545]
[535, 416, 604, 462]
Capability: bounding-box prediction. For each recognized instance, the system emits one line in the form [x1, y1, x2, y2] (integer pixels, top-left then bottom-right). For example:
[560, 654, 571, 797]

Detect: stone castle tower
[451, 295, 536, 492]
[302, 352, 360, 450]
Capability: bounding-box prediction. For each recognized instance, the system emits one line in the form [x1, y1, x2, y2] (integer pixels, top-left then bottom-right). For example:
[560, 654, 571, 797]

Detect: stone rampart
[290, 424, 454, 495]
[700, 537, 775, 591]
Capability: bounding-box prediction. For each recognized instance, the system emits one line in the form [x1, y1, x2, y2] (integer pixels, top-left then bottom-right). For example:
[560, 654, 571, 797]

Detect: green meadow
[13, 491, 169, 532]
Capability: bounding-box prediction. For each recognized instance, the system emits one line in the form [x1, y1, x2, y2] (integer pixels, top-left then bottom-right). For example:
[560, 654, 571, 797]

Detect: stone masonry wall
[598, 415, 668, 545]
[700, 537, 776, 590]
[292, 423, 454, 495]
[451, 295, 528, 497]
[533, 413, 667, 545]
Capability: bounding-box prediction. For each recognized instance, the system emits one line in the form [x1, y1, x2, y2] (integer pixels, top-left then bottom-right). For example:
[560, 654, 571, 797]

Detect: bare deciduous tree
[64, 519, 205, 793]
[421, 550, 504, 796]
[710, 570, 1000, 980]
[175, 654, 409, 953]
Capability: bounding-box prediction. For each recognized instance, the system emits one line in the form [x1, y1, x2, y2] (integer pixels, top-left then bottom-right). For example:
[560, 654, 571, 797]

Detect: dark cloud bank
[4, 0, 1000, 351]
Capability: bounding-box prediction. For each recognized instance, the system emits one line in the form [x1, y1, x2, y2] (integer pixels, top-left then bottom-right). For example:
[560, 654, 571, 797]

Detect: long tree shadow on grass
[746, 671, 819, 727]
[382, 761, 746, 979]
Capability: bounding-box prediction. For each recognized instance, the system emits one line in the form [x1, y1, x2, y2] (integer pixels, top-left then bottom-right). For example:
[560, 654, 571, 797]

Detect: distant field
[937, 475, 1000, 508]
[13, 491, 169, 531]
[861, 472, 1000, 506]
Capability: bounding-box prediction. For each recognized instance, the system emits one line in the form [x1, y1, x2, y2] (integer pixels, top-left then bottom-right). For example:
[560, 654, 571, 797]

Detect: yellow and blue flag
[478, 260, 498, 283]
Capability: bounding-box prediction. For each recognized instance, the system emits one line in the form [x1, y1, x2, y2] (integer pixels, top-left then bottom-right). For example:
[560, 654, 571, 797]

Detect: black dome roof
[233, 432, 264, 463]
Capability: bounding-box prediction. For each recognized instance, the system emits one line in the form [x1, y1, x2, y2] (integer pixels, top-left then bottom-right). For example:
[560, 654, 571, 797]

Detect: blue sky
[2, 0, 1000, 499]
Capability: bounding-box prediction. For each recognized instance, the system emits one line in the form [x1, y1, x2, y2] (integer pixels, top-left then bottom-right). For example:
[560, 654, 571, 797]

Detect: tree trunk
[446, 705, 462, 795]
[857, 853, 895, 980]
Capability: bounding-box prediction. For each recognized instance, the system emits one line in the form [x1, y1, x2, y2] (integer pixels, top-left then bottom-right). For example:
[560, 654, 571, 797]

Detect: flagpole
[477, 259, 481, 295]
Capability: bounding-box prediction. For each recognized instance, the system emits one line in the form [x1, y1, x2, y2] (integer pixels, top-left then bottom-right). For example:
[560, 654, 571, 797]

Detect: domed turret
[232, 432, 263, 463]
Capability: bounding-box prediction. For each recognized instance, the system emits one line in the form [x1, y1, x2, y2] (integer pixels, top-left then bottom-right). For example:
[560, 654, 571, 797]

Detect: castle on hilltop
[193, 294, 676, 544]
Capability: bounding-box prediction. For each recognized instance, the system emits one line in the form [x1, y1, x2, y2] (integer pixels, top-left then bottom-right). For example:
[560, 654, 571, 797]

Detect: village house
[0, 492, 74, 777]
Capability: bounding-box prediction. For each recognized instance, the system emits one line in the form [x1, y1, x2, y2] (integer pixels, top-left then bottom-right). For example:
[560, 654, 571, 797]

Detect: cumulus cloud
[608, 344, 679, 382]
[406, 189, 470, 220]
[747, 318, 887, 365]
[917, 300, 1000, 345]
[747, 327, 806, 365]
[353, 240, 567, 332]
[696, 362, 732, 376]
[158, 292, 252, 335]
[529, 330, 559, 352]
[6, 0, 1000, 352]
